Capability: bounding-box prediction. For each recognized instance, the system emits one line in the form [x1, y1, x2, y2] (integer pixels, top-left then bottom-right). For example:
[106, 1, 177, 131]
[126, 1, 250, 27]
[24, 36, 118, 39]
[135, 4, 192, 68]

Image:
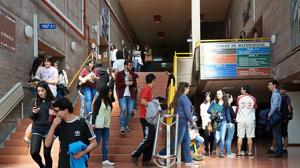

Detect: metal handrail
[67, 51, 93, 88]
[0, 82, 24, 123]
[152, 114, 179, 168]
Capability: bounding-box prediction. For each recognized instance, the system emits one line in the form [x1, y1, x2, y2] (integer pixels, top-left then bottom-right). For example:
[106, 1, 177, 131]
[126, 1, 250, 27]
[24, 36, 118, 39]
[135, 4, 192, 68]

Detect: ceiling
[119, 0, 231, 59]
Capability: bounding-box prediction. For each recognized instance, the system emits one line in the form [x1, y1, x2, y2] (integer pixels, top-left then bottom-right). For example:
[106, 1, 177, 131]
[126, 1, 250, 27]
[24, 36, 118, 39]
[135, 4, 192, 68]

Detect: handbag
[268, 109, 283, 125]
[207, 122, 213, 132]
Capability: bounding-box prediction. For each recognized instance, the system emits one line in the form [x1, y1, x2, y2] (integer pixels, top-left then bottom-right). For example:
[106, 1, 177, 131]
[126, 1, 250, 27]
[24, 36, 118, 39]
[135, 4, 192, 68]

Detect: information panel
[200, 42, 271, 79]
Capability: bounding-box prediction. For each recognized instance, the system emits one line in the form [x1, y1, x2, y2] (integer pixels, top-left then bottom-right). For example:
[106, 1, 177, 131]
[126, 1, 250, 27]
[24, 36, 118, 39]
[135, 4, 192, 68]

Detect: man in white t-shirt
[112, 50, 125, 73]
[36, 55, 59, 97]
[236, 85, 257, 157]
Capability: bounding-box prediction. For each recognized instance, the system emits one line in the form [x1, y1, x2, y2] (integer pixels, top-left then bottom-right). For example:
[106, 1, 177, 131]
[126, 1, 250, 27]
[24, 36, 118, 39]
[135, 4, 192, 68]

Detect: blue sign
[204, 64, 237, 78]
[40, 23, 56, 29]
[236, 47, 270, 56]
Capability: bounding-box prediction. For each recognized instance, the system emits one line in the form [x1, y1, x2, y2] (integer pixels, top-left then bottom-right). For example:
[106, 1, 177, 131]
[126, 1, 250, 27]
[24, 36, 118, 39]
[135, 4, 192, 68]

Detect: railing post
[21, 101, 24, 119]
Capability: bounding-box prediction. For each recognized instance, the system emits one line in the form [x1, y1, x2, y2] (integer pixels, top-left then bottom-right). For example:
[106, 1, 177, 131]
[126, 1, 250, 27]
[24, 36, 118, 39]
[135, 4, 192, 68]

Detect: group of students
[165, 79, 294, 166]
[110, 44, 153, 72]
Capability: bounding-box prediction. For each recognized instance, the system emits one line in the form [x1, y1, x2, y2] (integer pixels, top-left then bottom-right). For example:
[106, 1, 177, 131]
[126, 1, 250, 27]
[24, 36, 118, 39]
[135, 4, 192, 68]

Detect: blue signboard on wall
[40, 23, 56, 29]
[203, 64, 237, 78]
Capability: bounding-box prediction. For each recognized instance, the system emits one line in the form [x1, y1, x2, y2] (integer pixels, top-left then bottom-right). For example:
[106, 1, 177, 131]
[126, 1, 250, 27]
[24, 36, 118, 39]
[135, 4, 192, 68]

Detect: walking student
[131, 74, 156, 167]
[30, 81, 55, 168]
[92, 86, 115, 166]
[45, 97, 97, 168]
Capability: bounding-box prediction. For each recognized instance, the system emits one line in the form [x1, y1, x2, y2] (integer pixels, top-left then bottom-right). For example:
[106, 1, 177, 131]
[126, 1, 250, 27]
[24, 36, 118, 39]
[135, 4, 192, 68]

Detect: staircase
[0, 72, 168, 167]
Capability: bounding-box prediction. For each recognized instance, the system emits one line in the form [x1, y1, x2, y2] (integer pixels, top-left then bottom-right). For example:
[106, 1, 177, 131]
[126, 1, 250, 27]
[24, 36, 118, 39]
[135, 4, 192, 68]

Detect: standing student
[92, 86, 115, 166]
[131, 74, 156, 167]
[132, 44, 143, 72]
[45, 98, 97, 168]
[200, 92, 213, 156]
[110, 44, 118, 67]
[30, 81, 55, 168]
[36, 55, 59, 97]
[143, 44, 153, 72]
[225, 94, 236, 158]
[236, 85, 257, 157]
[267, 80, 283, 158]
[207, 89, 227, 158]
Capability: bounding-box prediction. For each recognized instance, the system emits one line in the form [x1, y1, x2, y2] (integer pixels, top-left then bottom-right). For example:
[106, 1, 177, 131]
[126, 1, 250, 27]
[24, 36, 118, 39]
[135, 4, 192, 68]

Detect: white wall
[287, 92, 300, 144]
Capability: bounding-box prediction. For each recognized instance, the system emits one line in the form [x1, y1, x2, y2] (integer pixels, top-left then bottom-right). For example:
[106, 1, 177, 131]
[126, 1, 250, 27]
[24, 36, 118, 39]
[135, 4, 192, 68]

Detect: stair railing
[0, 82, 24, 123]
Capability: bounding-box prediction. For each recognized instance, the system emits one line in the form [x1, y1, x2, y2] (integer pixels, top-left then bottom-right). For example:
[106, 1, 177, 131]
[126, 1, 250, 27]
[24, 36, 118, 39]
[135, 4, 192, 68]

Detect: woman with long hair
[54, 61, 69, 99]
[143, 44, 152, 72]
[172, 82, 198, 165]
[207, 89, 228, 158]
[30, 81, 55, 168]
[132, 44, 143, 72]
[29, 57, 43, 96]
[79, 59, 98, 118]
[200, 92, 214, 156]
[225, 94, 236, 158]
[92, 85, 115, 166]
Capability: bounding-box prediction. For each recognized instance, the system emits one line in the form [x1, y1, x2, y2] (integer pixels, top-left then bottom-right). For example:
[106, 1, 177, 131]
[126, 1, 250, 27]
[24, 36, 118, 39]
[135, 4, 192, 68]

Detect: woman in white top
[110, 44, 118, 67]
[200, 92, 213, 156]
[132, 44, 143, 72]
[54, 61, 69, 99]
[92, 85, 115, 166]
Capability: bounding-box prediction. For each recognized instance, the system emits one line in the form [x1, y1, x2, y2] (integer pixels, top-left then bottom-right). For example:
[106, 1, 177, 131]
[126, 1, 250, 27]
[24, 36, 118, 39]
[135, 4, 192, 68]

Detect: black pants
[203, 128, 214, 153]
[132, 118, 156, 162]
[30, 134, 52, 168]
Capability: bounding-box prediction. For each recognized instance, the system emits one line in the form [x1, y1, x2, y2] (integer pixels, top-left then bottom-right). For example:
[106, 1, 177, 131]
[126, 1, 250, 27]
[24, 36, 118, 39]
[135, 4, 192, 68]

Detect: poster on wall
[0, 9, 16, 53]
[200, 42, 271, 79]
[100, 0, 110, 42]
[291, 0, 300, 48]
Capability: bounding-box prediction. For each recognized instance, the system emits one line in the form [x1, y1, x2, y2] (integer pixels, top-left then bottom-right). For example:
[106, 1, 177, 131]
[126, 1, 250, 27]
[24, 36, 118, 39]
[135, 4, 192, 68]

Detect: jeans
[94, 128, 110, 161]
[80, 94, 86, 117]
[226, 123, 235, 155]
[190, 135, 204, 152]
[178, 118, 192, 162]
[82, 86, 96, 113]
[119, 96, 136, 127]
[273, 121, 283, 155]
[214, 121, 227, 155]
[56, 88, 64, 99]
[133, 59, 142, 72]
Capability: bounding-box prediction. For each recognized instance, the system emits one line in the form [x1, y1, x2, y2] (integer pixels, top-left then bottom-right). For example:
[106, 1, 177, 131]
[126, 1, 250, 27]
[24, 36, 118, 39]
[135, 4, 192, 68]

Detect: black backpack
[280, 95, 293, 120]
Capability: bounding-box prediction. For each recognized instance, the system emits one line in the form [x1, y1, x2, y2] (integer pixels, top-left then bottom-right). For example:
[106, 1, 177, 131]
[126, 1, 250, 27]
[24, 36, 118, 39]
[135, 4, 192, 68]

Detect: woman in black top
[30, 81, 55, 168]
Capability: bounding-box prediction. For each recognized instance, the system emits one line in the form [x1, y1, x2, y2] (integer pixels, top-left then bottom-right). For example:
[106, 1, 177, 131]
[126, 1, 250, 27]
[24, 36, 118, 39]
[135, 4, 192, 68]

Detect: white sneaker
[102, 160, 115, 166]
[185, 161, 199, 166]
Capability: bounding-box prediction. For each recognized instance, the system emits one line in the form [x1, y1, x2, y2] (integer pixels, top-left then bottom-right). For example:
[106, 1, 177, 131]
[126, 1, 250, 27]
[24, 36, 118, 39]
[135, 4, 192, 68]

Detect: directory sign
[200, 41, 271, 79]
[0, 9, 16, 53]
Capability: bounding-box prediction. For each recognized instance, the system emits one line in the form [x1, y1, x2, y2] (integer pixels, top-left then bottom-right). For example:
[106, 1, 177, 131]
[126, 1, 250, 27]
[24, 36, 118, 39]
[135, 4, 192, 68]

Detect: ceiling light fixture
[154, 15, 161, 23]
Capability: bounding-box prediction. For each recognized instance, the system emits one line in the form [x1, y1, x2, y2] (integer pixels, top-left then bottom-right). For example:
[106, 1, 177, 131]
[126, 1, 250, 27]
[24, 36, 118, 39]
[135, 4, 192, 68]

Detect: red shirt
[80, 67, 98, 88]
[140, 85, 152, 119]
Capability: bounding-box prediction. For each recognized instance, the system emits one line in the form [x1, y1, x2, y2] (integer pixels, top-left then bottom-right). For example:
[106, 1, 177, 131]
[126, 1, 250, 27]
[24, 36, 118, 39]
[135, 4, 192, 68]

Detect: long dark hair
[172, 82, 189, 109]
[215, 89, 227, 105]
[99, 85, 112, 109]
[35, 81, 55, 106]
[29, 57, 43, 77]
[203, 92, 211, 104]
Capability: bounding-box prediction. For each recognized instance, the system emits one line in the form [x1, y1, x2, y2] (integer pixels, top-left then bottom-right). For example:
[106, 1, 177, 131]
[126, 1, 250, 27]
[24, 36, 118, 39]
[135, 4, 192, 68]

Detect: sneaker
[125, 126, 130, 132]
[240, 151, 246, 156]
[120, 127, 126, 135]
[203, 151, 210, 156]
[211, 151, 217, 158]
[266, 149, 275, 154]
[185, 161, 199, 166]
[192, 155, 204, 161]
[219, 154, 224, 158]
[226, 153, 236, 158]
[131, 156, 138, 166]
[283, 149, 288, 154]
[102, 160, 115, 166]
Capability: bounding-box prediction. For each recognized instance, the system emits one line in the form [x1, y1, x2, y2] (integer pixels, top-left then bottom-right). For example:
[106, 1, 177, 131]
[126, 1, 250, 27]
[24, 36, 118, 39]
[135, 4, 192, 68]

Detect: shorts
[32, 127, 49, 137]
[237, 121, 255, 138]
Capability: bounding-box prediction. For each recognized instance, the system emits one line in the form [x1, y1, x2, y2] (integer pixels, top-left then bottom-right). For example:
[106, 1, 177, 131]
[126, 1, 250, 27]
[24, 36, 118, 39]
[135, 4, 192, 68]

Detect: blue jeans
[178, 118, 192, 162]
[214, 121, 227, 155]
[82, 86, 96, 113]
[119, 96, 136, 127]
[226, 123, 235, 155]
[133, 59, 142, 72]
[80, 94, 85, 117]
[56, 88, 64, 99]
[94, 128, 110, 161]
[273, 121, 283, 155]
[190, 135, 204, 152]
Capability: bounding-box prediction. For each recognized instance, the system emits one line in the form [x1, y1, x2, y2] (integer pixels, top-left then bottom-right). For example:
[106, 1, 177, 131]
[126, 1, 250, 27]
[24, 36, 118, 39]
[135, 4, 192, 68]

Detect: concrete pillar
[191, 0, 201, 54]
